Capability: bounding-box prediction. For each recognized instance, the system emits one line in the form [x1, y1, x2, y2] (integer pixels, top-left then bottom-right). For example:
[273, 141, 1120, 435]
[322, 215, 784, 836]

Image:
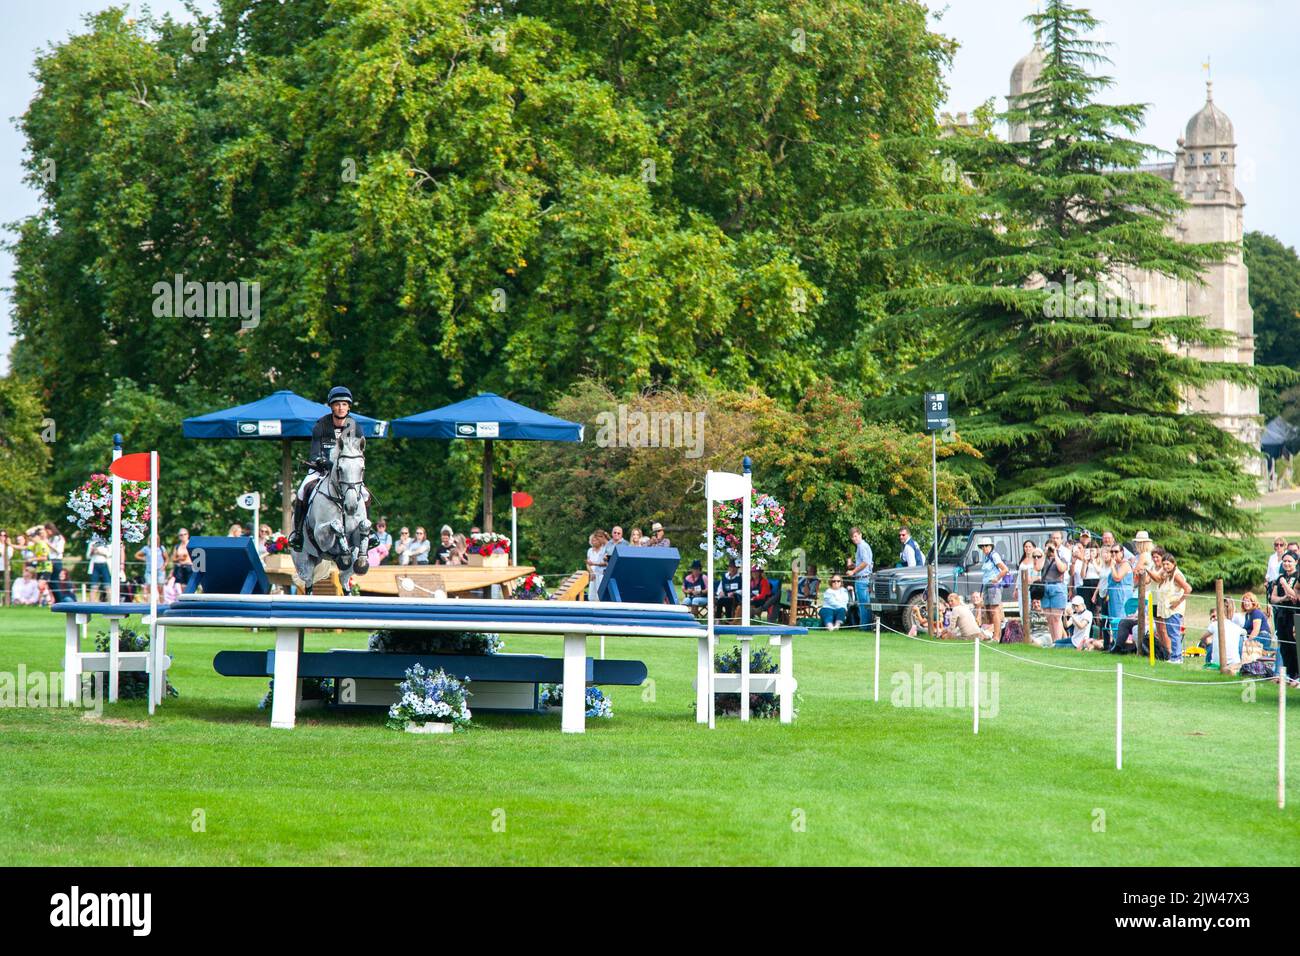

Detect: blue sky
[2, 0, 1296, 372]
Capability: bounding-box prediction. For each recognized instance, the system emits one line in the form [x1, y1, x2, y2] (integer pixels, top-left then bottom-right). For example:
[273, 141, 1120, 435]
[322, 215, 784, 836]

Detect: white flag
[706, 471, 748, 502]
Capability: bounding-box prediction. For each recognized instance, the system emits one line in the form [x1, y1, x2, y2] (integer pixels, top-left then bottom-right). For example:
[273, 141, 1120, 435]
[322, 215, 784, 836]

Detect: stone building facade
[1009, 44, 1263, 467]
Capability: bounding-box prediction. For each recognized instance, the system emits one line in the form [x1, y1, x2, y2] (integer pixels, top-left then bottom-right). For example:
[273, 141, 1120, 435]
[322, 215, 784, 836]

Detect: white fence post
[1280, 667, 1287, 810]
[1116, 663, 1123, 771]
[873, 618, 881, 703]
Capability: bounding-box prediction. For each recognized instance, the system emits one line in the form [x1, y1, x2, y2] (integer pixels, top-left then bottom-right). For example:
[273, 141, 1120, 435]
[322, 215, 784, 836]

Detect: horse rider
[289, 386, 368, 550]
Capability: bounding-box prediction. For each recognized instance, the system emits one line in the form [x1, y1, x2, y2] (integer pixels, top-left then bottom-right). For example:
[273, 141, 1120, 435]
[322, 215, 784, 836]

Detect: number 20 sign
[924, 392, 948, 432]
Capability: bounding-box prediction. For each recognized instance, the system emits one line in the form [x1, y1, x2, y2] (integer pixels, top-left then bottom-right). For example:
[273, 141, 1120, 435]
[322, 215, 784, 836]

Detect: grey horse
[292, 428, 373, 593]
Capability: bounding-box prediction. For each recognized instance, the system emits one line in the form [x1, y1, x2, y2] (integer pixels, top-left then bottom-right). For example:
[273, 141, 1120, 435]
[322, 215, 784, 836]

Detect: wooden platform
[260, 553, 532, 596]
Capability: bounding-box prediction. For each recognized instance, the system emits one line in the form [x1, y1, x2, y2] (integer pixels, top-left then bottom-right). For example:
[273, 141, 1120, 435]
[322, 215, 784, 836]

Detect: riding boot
[288, 498, 306, 550]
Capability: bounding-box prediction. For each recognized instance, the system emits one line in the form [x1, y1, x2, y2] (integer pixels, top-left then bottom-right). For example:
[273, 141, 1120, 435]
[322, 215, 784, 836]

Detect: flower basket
[512, 573, 548, 600]
[467, 532, 511, 567]
[701, 491, 785, 570]
[385, 664, 472, 731]
[66, 473, 151, 545]
[263, 553, 296, 575]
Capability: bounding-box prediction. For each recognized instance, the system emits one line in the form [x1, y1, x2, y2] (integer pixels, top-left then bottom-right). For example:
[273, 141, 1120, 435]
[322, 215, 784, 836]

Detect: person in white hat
[647, 522, 672, 548]
[976, 536, 1010, 640]
[1060, 594, 1102, 650]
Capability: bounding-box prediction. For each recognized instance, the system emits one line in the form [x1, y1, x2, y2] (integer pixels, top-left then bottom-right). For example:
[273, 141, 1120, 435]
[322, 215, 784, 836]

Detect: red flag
[512, 491, 533, 509]
[109, 452, 154, 482]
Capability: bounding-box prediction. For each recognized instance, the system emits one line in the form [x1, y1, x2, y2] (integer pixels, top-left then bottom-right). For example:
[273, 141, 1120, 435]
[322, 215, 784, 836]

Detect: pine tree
[890, 0, 1289, 581]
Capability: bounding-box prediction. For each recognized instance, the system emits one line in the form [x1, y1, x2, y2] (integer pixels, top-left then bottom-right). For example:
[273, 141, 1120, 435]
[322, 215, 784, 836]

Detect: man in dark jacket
[289, 386, 359, 550]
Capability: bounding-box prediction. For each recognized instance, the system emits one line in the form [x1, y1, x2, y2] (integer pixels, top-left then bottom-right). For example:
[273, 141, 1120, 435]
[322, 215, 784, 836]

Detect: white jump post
[973, 631, 980, 735]
[778, 633, 793, 723]
[873, 618, 881, 702]
[1116, 662, 1123, 771]
[740, 636, 751, 722]
[703, 465, 752, 729]
[269, 626, 305, 730]
[741, 458, 752, 627]
[147, 450, 159, 715]
[706, 472, 716, 729]
[561, 633, 586, 734]
[108, 434, 123, 703]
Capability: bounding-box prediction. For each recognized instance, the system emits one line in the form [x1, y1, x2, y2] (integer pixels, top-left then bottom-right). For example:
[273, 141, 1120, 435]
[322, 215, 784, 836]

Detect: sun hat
[976, 536, 994, 547]
[440, 524, 453, 536]
[1134, 530, 1151, 542]
[1070, 595, 1086, 608]
[651, 522, 664, 532]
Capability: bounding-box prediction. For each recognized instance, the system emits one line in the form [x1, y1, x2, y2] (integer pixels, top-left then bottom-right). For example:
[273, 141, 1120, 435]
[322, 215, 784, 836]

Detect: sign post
[923, 393, 948, 637]
[237, 492, 261, 545]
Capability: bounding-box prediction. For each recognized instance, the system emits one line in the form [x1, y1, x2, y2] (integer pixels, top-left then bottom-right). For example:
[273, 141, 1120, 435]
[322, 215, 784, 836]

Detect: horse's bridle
[308, 447, 366, 560]
[315, 442, 365, 504]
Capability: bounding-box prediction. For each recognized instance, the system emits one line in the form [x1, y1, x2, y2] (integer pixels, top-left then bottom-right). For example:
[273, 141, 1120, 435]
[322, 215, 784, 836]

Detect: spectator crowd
[6, 513, 1299, 687]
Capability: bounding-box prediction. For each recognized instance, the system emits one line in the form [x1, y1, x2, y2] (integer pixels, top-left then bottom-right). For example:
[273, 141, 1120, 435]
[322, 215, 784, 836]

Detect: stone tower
[1007, 44, 1262, 468]
[1008, 42, 1045, 143]
[1120, 81, 1262, 464]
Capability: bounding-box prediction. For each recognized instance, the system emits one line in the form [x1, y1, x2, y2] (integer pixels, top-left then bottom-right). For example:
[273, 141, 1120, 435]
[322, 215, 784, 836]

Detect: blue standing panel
[598, 544, 681, 604]
[185, 536, 271, 595]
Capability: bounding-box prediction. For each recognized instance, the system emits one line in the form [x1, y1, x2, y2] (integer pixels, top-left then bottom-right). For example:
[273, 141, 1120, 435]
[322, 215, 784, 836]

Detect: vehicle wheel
[904, 591, 943, 630]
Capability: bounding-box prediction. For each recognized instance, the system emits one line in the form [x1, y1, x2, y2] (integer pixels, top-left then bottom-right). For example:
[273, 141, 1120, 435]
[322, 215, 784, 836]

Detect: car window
[938, 532, 970, 564]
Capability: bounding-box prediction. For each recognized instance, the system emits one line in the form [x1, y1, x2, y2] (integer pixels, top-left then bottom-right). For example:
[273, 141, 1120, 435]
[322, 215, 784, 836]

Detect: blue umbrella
[390, 393, 582, 531]
[182, 390, 389, 532]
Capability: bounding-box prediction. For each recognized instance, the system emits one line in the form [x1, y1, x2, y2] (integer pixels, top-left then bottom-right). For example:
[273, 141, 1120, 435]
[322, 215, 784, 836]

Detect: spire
[1184, 78, 1233, 146]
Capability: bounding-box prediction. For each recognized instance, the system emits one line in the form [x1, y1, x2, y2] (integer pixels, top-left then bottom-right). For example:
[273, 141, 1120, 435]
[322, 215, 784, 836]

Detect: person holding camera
[1040, 542, 1069, 645]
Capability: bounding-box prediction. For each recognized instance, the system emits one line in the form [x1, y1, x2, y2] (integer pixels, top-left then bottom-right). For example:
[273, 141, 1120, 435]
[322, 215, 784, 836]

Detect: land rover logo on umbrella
[237, 420, 281, 437]
[455, 422, 499, 438]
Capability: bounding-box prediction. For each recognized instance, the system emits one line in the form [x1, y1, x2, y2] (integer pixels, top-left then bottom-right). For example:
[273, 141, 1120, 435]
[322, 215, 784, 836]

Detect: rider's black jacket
[309, 412, 356, 467]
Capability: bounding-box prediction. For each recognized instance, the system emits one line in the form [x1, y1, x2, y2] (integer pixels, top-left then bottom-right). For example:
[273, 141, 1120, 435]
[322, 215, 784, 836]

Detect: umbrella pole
[482, 439, 494, 532]
[281, 439, 293, 535]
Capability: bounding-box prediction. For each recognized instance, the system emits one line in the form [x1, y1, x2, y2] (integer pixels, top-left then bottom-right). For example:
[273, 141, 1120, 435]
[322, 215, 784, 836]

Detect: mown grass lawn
[0, 606, 1294, 865]
[1243, 502, 1300, 538]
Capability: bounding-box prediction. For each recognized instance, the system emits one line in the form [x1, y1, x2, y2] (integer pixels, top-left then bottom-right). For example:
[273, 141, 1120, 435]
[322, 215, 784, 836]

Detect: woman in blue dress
[1098, 545, 1133, 648]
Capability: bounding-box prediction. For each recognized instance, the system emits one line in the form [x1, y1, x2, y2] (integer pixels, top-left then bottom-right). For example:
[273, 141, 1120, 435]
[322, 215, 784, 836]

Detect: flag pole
[108, 435, 123, 704]
[110, 435, 122, 607]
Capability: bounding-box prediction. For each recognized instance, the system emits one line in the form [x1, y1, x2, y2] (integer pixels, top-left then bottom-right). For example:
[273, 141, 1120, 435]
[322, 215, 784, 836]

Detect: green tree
[0, 375, 56, 531]
[885, 0, 1288, 577]
[1244, 231, 1300, 421]
[11, 1, 954, 532]
[520, 378, 969, 574]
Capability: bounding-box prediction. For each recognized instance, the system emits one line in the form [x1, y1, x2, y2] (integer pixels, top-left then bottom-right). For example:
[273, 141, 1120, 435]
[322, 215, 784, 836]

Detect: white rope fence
[860, 617, 1289, 809]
